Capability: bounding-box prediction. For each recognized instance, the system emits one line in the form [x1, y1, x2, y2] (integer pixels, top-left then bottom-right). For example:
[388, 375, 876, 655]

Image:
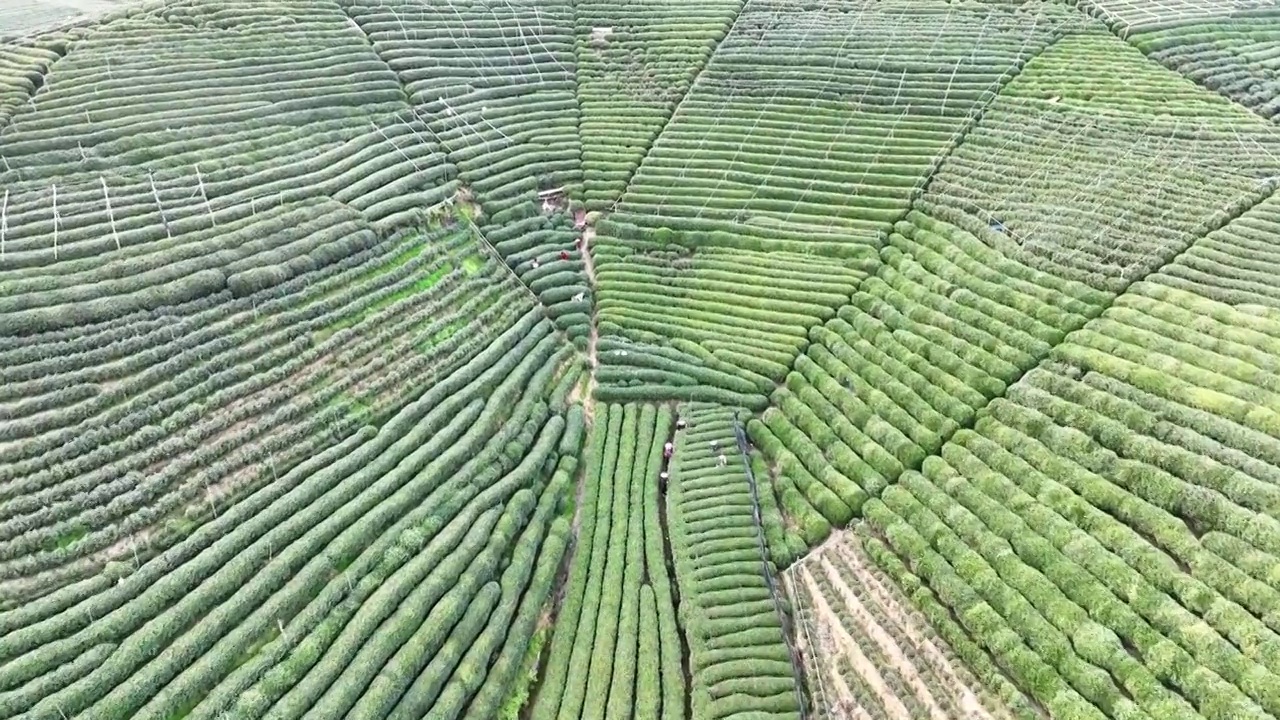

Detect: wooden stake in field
[1, 188, 7, 261]
[149, 169, 171, 238]
[195, 163, 215, 226]
[51, 183, 58, 260]
[101, 176, 120, 250]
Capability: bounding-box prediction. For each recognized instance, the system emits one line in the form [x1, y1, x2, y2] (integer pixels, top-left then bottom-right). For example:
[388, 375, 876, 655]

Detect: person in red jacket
[559, 250, 570, 261]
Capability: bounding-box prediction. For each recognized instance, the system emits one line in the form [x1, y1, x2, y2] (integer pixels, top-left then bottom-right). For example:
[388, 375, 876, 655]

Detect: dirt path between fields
[580, 224, 599, 426]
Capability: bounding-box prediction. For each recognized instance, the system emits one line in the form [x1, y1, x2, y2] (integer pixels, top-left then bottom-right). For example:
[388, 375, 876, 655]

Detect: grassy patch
[326, 392, 374, 426]
[332, 551, 360, 574]
[231, 625, 281, 671]
[354, 240, 429, 286]
[475, 289, 505, 314]
[167, 514, 200, 539]
[315, 262, 453, 342]
[45, 526, 87, 552]
[419, 320, 464, 353]
[316, 237, 427, 304]
[462, 253, 487, 275]
[499, 625, 551, 720]
[164, 698, 200, 720]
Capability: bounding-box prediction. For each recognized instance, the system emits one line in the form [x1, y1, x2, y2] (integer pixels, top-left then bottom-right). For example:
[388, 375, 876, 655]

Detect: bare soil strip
[800, 565, 913, 720]
[833, 539, 999, 720]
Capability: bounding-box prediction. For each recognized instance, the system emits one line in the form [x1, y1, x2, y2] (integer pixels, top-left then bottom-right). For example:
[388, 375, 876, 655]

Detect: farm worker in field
[663, 441, 674, 459]
[573, 292, 584, 303]
[531, 258, 540, 269]
[659, 471, 669, 491]
[717, 453, 728, 467]
[559, 250, 570, 261]
[676, 417, 686, 430]
[710, 439, 719, 452]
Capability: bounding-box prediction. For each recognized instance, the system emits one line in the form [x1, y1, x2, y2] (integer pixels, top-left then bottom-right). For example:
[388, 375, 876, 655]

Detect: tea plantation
[3, 0, 1280, 719]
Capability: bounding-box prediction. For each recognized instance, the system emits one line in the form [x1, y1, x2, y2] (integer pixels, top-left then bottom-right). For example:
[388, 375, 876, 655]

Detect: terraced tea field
[5, 0, 1280, 718]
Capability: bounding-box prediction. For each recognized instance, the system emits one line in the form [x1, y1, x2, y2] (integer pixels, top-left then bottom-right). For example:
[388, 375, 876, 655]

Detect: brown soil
[833, 539, 999, 720]
[798, 563, 911, 712]
[819, 555, 952, 720]
[103, 529, 151, 564]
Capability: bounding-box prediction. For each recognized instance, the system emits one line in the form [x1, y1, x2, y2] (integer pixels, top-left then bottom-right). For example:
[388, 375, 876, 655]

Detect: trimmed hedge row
[345, 0, 590, 341]
[855, 277, 1280, 719]
[3, 302, 576, 712]
[532, 403, 684, 720]
[0, 228, 528, 595]
[0, 2, 405, 183]
[1151, 190, 1280, 310]
[1128, 10, 1280, 118]
[593, 239, 862, 402]
[668, 403, 800, 720]
[611, 0, 1072, 250]
[923, 32, 1280, 293]
[574, 0, 743, 210]
[750, 209, 1110, 547]
[591, 0, 1073, 407]
[789, 535, 1030, 720]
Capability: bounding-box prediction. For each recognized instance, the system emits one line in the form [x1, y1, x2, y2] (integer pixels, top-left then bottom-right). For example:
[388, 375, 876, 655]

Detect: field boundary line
[786, 561, 835, 720]
[459, 209, 587, 366]
[1071, 0, 1280, 126]
[732, 412, 810, 720]
[789, 108, 1280, 580]
[603, 0, 753, 214]
[886, 13, 1091, 246]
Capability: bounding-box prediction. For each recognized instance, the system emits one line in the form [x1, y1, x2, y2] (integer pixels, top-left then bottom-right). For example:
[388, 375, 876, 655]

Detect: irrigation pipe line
[735, 0, 869, 222]
[688, 0, 842, 223]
